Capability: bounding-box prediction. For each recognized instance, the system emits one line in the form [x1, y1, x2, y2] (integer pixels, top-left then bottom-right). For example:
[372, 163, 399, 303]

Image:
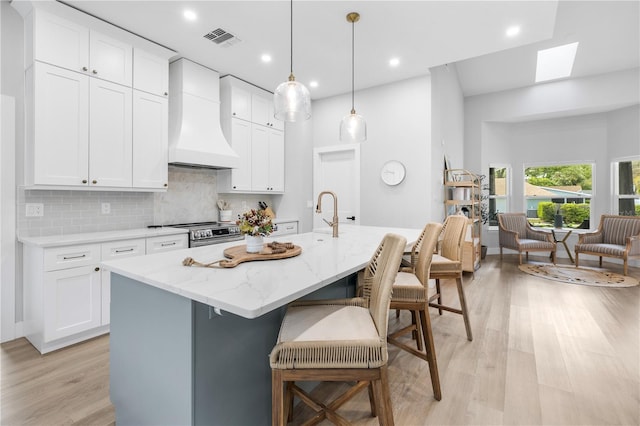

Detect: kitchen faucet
[316, 191, 339, 238]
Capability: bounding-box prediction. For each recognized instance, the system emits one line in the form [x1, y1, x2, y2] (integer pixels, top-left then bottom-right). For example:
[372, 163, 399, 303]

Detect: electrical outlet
[26, 203, 44, 217]
[101, 203, 111, 214]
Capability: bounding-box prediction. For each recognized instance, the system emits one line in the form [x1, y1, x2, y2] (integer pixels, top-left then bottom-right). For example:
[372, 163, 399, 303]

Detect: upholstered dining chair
[429, 214, 473, 341]
[387, 222, 443, 401]
[270, 233, 407, 426]
[497, 213, 556, 264]
[575, 214, 640, 276]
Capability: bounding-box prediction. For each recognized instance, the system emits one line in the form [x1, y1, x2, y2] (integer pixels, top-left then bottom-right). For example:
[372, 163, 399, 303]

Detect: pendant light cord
[290, 0, 293, 75]
[351, 19, 355, 112]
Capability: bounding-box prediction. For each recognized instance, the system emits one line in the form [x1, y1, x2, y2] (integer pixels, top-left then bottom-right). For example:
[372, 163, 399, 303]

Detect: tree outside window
[615, 159, 640, 216]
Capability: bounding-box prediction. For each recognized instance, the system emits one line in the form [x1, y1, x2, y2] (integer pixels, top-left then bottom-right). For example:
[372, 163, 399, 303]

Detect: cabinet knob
[164, 92, 168, 96]
[164, 183, 168, 187]
[92, 180, 97, 184]
[95, 267, 100, 272]
[82, 179, 87, 184]
[82, 66, 88, 71]
[232, 112, 236, 116]
[233, 186, 237, 189]
[92, 70, 98, 74]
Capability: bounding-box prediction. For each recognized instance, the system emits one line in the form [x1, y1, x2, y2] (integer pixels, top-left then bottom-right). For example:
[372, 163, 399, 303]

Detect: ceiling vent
[203, 28, 242, 47]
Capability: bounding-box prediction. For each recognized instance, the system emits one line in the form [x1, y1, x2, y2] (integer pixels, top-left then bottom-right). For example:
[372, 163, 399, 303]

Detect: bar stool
[429, 214, 473, 341]
[270, 233, 407, 425]
[386, 222, 443, 401]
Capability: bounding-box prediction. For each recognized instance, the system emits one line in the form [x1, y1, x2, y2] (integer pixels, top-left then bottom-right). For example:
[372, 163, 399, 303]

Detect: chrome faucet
[316, 191, 339, 238]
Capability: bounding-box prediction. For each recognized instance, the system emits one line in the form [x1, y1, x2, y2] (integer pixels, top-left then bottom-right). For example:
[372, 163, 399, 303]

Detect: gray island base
[105, 226, 420, 424]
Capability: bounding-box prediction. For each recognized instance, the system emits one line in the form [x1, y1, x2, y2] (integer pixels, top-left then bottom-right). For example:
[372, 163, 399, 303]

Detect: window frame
[612, 156, 640, 216]
[487, 164, 511, 230]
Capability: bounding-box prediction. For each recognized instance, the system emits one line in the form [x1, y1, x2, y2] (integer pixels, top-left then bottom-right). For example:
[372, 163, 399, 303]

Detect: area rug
[518, 262, 639, 287]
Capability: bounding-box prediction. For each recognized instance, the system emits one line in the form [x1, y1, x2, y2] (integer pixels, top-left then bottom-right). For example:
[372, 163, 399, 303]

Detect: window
[487, 165, 509, 227]
[524, 163, 593, 228]
[614, 159, 640, 216]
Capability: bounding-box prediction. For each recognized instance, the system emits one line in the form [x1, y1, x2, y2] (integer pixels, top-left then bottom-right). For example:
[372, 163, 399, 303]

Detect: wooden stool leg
[368, 382, 377, 418]
[435, 279, 443, 315]
[272, 369, 285, 426]
[377, 366, 395, 426]
[410, 310, 424, 351]
[419, 309, 441, 401]
[455, 277, 473, 341]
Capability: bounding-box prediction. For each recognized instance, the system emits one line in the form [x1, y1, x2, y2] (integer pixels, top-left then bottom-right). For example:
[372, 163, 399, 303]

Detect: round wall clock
[380, 160, 406, 186]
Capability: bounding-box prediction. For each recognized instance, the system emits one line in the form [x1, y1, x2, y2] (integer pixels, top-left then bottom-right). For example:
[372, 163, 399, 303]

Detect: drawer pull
[63, 254, 86, 260]
[95, 267, 100, 272]
[115, 248, 135, 253]
[161, 242, 176, 247]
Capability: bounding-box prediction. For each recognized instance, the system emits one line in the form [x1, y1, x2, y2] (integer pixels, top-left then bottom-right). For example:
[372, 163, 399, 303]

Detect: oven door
[190, 234, 244, 247]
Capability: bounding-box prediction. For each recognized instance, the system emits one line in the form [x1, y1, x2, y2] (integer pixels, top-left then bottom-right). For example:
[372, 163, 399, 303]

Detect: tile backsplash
[17, 166, 273, 238]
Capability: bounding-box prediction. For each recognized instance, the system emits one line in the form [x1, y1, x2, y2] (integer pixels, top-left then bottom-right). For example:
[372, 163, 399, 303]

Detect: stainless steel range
[167, 222, 243, 247]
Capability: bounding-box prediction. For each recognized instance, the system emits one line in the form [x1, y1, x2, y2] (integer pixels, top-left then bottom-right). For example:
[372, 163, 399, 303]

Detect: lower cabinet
[23, 233, 188, 353]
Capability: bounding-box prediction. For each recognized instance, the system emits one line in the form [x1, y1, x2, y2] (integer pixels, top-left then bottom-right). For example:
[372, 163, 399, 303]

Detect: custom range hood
[168, 59, 239, 169]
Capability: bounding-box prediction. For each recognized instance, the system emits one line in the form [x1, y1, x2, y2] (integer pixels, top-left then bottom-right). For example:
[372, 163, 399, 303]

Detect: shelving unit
[444, 169, 481, 272]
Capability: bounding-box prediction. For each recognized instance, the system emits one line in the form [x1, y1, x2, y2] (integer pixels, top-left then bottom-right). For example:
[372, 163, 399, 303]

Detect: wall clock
[380, 160, 406, 186]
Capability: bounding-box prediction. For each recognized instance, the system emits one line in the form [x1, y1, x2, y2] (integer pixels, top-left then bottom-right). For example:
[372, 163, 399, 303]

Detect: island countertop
[102, 225, 420, 319]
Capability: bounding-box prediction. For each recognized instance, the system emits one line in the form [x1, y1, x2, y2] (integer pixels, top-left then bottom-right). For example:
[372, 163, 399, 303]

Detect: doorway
[312, 145, 360, 230]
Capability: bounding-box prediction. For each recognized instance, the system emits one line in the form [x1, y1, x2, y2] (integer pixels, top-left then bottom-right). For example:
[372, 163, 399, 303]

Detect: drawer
[44, 244, 101, 272]
[146, 234, 188, 254]
[272, 221, 298, 237]
[102, 238, 146, 260]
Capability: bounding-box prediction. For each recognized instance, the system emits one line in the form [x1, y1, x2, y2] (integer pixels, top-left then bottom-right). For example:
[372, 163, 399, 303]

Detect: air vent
[203, 28, 242, 47]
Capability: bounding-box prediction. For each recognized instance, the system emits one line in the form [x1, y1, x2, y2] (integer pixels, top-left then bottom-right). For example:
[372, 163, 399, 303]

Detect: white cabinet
[100, 239, 146, 325]
[29, 62, 89, 186]
[133, 49, 169, 97]
[219, 75, 285, 194]
[32, 9, 132, 86]
[251, 126, 285, 192]
[22, 232, 187, 353]
[146, 234, 189, 254]
[271, 221, 298, 237]
[17, 2, 171, 192]
[89, 77, 133, 188]
[133, 90, 168, 189]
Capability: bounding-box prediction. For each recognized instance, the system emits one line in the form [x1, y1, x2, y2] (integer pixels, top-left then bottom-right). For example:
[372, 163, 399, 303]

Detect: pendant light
[273, 0, 311, 122]
[340, 12, 366, 142]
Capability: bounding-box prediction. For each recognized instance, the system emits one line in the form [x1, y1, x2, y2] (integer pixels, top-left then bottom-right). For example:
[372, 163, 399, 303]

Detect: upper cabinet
[219, 76, 286, 194]
[15, 2, 174, 191]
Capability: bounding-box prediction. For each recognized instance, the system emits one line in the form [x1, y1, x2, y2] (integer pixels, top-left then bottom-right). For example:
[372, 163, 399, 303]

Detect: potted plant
[236, 209, 273, 253]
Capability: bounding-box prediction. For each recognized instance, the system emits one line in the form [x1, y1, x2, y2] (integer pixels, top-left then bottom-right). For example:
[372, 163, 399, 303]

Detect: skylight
[535, 42, 579, 83]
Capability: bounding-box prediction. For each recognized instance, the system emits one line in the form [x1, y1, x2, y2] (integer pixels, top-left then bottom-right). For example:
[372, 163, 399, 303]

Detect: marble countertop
[102, 225, 420, 319]
[18, 227, 189, 248]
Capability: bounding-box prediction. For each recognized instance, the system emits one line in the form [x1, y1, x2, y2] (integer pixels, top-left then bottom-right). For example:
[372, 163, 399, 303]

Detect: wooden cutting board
[217, 244, 302, 268]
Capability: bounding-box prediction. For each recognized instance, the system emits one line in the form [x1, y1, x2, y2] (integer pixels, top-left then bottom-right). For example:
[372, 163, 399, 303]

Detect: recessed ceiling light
[309, 81, 318, 88]
[261, 54, 272, 63]
[389, 58, 400, 67]
[183, 10, 197, 21]
[535, 42, 579, 83]
[505, 26, 520, 37]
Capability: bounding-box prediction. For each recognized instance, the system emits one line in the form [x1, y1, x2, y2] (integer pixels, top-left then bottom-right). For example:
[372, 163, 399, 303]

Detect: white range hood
[168, 59, 239, 169]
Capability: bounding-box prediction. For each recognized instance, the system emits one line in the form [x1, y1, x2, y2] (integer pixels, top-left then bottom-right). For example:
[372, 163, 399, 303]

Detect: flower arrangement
[236, 209, 273, 236]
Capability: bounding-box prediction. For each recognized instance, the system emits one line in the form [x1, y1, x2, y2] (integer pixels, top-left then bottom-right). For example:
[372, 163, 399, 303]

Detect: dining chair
[429, 214, 473, 341]
[270, 233, 407, 425]
[386, 222, 443, 401]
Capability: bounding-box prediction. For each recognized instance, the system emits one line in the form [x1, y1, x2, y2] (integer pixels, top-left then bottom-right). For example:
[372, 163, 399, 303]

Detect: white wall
[431, 63, 465, 222]
[310, 76, 432, 228]
[608, 104, 640, 161]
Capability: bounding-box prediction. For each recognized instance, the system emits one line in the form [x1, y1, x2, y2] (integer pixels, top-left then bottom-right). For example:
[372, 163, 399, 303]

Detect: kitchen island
[103, 225, 420, 425]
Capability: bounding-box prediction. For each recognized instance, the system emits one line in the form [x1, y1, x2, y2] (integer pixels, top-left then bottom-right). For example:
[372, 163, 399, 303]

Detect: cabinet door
[133, 49, 168, 96]
[230, 86, 251, 121]
[268, 101, 284, 131]
[251, 125, 269, 191]
[33, 10, 89, 73]
[251, 94, 270, 127]
[230, 119, 252, 191]
[89, 30, 132, 86]
[43, 265, 101, 341]
[132, 90, 168, 189]
[89, 78, 132, 187]
[33, 63, 89, 186]
[268, 129, 285, 192]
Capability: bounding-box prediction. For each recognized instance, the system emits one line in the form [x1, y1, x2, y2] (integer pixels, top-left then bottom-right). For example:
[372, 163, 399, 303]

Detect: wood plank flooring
[2, 255, 638, 425]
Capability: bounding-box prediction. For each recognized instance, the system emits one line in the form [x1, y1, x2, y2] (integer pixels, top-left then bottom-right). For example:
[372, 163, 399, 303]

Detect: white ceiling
[62, 1, 638, 100]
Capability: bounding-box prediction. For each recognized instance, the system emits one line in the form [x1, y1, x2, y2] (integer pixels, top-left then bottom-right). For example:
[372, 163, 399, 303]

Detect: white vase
[245, 235, 264, 253]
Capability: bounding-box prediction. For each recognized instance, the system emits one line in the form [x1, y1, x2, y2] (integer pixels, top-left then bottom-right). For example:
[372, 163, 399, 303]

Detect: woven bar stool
[429, 214, 473, 341]
[270, 233, 407, 425]
[386, 222, 443, 400]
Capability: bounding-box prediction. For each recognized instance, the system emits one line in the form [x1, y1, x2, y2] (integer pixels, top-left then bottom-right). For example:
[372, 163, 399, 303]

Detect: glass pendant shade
[273, 74, 311, 122]
[340, 110, 367, 142]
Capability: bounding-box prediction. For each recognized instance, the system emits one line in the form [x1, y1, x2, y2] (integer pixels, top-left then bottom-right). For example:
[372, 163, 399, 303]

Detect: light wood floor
[2, 255, 639, 425]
